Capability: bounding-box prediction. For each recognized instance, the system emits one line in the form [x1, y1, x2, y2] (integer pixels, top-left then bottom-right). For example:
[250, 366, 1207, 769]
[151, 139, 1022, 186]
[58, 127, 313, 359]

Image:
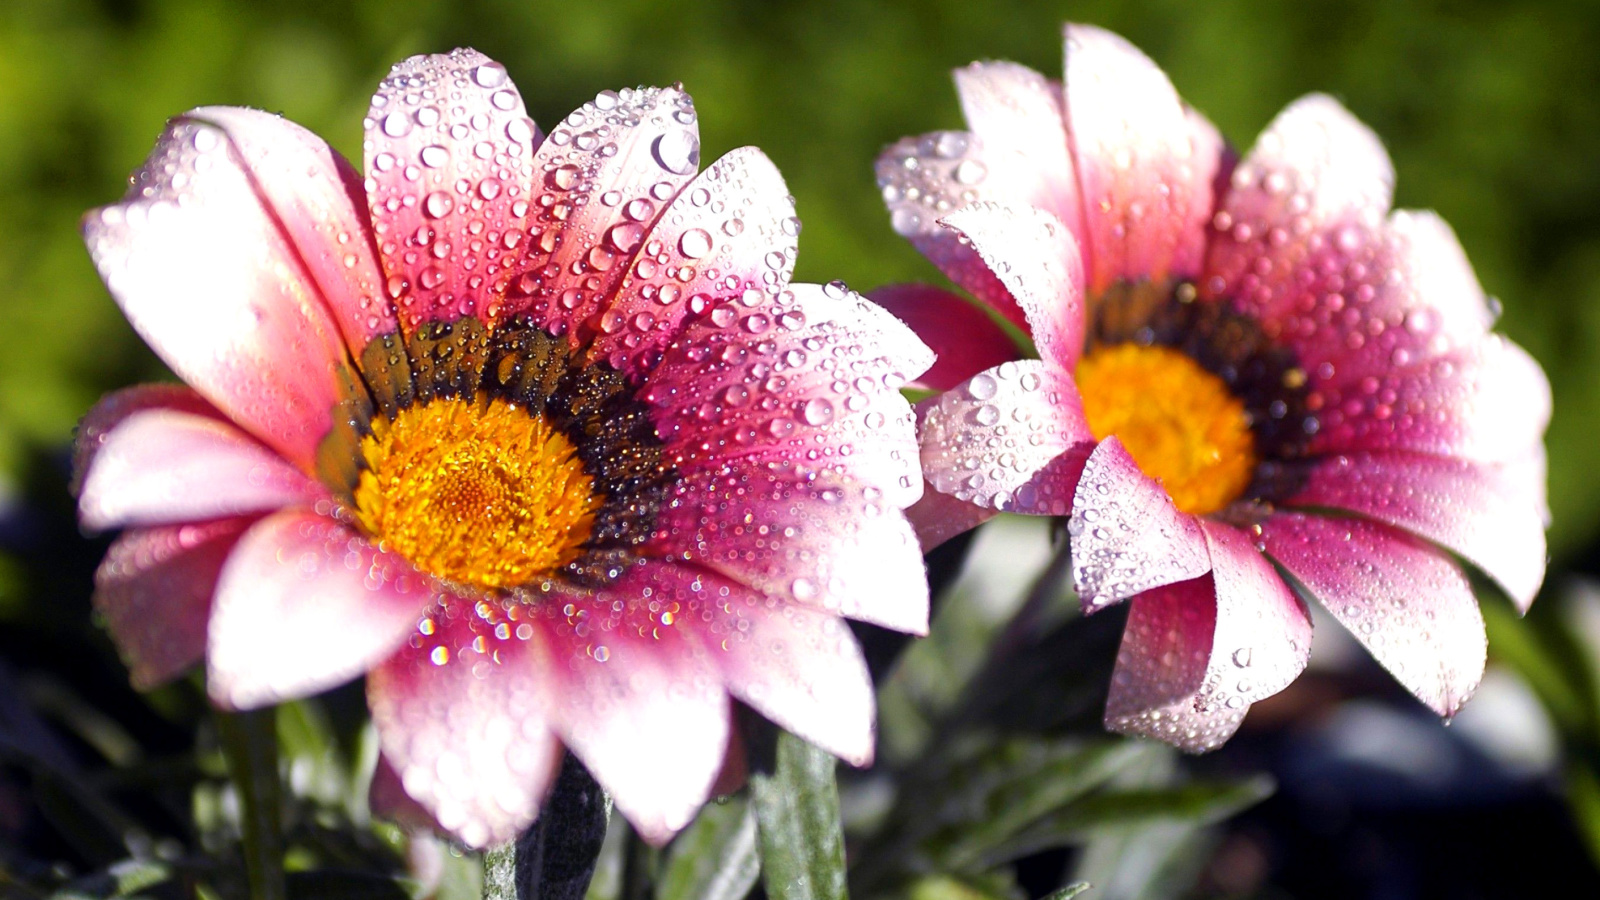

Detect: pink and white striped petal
[94, 516, 257, 690]
[903, 481, 997, 552]
[653, 565, 877, 767]
[646, 282, 931, 508]
[1106, 521, 1312, 752]
[1069, 437, 1211, 613]
[867, 284, 1021, 392]
[919, 360, 1095, 515]
[206, 510, 435, 709]
[368, 599, 564, 848]
[187, 107, 394, 355]
[940, 202, 1086, 370]
[362, 50, 541, 336]
[83, 115, 356, 474]
[1203, 94, 1395, 322]
[511, 86, 701, 342]
[876, 131, 1027, 330]
[650, 463, 928, 635]
[1306, 333, 1551, 465]
[78, 409, 326, 531]
[591, 146, 797, 371]
[1281, 451, 1546, 610]
[73, 385, 224, 494]
[955, 61, 1085, 247]
[1260, 512, 1486, 716]
[1061, 24, 1220, 291]
[534, 582, 730, 844]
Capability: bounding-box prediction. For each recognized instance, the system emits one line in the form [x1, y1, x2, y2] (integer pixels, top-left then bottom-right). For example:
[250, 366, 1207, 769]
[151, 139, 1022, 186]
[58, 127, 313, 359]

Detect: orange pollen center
[353, 397, 601, 590]
[1075, 343, 1257, 516]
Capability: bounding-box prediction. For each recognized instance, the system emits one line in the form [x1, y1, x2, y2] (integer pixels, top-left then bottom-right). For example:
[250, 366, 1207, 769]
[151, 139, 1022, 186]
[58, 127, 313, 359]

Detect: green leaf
[657, 797, 759, 900]
[982, 777, 1274, 868]
[216, 707, 286, 900]
[1040, 885, 1092, 900]
[282, 870, 411, 899]
[747, 725, 848, 900]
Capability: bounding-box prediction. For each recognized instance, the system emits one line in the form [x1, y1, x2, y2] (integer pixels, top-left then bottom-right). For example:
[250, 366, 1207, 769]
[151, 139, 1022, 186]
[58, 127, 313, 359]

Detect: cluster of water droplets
[643, 281, 924, 505]
[876, 129, 991, 241]
[362, 50, 541, 330]
[920, 360, 1077, 513]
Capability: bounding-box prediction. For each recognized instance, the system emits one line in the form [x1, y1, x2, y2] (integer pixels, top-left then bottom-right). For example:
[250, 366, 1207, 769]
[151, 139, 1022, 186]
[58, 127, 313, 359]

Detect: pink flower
[876, 24, 1549, 750]
[75, 49, 932, 846]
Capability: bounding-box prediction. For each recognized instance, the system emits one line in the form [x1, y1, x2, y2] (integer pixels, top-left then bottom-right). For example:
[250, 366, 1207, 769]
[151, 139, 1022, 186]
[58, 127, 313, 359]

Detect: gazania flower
[875, 24, 1549, 750]
[75, 49, 932, 846]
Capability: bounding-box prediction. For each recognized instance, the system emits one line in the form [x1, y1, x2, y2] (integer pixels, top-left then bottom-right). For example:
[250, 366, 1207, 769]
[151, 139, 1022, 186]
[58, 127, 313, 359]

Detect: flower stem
[215, 707, 285, 900]
[745, 716, 849, 900]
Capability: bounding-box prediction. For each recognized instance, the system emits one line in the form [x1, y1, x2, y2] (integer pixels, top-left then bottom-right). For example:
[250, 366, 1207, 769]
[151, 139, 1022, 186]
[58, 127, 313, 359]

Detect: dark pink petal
[1203, 94, 1394, 322]
[903, 481, 996, 552]
[940, 203, 1086, 370]
[1279, 451, 1545, 611]
[534, 580, 730, 844]
[875, 131, 1027, 330]
[1069, 438, 1210, 613]
[1260, 512, 1486, 716]
[78, 409, 326, 531]
[1106, 522, 1312, 752]
[206, 511, 435, 709]
[867, 284, 1021, 392]
[93, 517, 256, 690]
[650, 463, 928, 635]
[655, 565, 876, 766]
[587, 146, 794, 371]
[954, 61, 1085, 247]
[368, 600, 563, 848]
[187, 106, 394, 355]
[362, 50, 541, 336]
[83, 116, 356, 473]
[1061, 24, 1219, 291]
[919, 360, 1095, 515]
[510, 86, 701, 343]
[645, 282, 932, 508]
[73, 384, 223, 495]
[1306, 334, 1550, 465]
[367, 753, 444, 832]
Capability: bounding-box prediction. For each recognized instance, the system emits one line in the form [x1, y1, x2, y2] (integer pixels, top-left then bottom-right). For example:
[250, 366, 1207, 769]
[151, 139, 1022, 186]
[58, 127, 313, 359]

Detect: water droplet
[679, 228, 713, 259]
[652, 130, 700, 175]
[424, 191, 454, 218]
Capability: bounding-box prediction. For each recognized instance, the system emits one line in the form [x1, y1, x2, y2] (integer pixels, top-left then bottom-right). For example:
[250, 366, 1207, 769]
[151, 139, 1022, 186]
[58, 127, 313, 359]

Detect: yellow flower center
[353, 397, 601, 590]
[1075, 343, 1257, 516]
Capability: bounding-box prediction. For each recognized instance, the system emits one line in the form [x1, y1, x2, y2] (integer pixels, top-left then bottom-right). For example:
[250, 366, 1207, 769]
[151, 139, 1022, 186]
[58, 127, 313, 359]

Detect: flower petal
[93, 517, 257, 690]
[867, 284, 1021, 392]
[646, 282, 931, 508]
[1260, 512, 1486, 716]
[512, 86, 702, 344]
[955, 61, 1085, 245]
[83, 115, 357, 473]
[940, 203, 1086, 370]
[1061, 24, 1220, 291]
[1069, 437, 1211, 612]
[362, 50, 540, 395]
[78, 409, 325, 531]
[1203, 94, 1394, 322]
[902, 481, 996, 552]
[1106, 521, 1311, 752]
[368, 600, 563, 848]
[919, 359, 1095, 514]
[535, 579, 730, 844]
[651, 463, 928, 635]
[588, 145, 793, 371]
[206, 511, 435, 709]
[1306, 333, 1550, 464]
[1276, 451, 1546, 611]
[659, 566, 876, 766]
[186, 107, 396, 365]
[73, 384, 224, 494]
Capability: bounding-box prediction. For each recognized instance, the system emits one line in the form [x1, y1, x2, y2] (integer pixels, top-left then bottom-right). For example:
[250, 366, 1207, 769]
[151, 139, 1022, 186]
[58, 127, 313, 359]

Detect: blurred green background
[1, 0, 1596, 558]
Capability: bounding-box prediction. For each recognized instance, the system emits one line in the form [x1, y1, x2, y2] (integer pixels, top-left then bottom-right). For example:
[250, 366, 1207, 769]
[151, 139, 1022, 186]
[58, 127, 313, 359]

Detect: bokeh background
[3, 0, 1599, 897]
